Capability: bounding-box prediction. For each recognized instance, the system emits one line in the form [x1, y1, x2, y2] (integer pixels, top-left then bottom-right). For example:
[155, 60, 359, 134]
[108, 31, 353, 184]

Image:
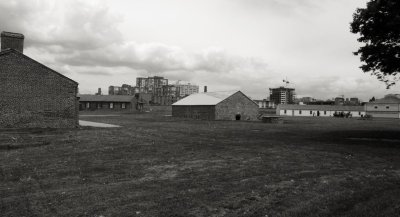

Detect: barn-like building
[0, 31, 79, 128]
[172, 90, 259, 120]
[366, 96, 400, 118]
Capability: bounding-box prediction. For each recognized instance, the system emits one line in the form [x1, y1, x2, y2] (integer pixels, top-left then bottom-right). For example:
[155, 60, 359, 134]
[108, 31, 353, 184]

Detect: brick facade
[0, 50, 79, 128]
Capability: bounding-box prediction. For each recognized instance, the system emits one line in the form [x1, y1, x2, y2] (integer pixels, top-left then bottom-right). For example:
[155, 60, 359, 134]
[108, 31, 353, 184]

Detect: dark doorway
[235, 114, 241, 120]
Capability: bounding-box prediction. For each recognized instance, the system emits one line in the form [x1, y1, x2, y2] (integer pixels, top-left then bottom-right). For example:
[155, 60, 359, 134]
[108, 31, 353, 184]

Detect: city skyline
[1, 0, 399, 101]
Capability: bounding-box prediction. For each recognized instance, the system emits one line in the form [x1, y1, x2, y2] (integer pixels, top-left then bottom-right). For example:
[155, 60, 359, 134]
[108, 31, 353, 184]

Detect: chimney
[204, 86, 207, 93]
[98, 88, 102, 95]
[1, 31, 25, 53]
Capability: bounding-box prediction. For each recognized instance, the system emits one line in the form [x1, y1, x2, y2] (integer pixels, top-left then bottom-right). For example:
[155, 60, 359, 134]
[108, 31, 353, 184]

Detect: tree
[369, 96, 375, 102]
[350, 0, 400, 88]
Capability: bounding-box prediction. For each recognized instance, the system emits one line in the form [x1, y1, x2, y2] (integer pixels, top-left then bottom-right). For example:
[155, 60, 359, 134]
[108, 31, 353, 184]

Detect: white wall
[278, 109, 365, 117]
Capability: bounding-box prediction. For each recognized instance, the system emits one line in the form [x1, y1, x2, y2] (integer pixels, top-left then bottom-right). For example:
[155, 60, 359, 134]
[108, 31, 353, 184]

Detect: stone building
[366, 95, 400, 118]
[172, 90, 259, 120]
[0, 31, 79, 128]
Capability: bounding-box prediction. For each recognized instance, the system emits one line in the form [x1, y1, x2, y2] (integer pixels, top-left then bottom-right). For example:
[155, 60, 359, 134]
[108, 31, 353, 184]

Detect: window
[324, 111, 327, 115]
[299, 110, 302, 114]
[386, 106, 390, 109]
[310, 111, 313, 115]
[110, 102, 114, 109]
[86, 102, 90, 109]
[122, 103, 126, 109]
[374, 106, 378, 109]
[284, 110, 287, 114]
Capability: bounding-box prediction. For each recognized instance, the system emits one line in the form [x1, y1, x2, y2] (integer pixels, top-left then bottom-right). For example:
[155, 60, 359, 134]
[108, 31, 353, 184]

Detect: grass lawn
[1, 112, 400, 217]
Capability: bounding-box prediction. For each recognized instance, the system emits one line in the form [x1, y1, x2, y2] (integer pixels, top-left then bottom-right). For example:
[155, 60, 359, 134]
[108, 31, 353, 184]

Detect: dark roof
[1, 31, 24, 39]
[78, 94, 135, 102]
[0, 49, 78, 85]
[277, 104, 365, 111]
[368, 97, 400, 104]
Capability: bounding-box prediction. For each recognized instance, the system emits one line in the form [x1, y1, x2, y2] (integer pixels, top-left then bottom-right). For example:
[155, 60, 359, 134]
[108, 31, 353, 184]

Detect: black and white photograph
[1, 0, 400, 216]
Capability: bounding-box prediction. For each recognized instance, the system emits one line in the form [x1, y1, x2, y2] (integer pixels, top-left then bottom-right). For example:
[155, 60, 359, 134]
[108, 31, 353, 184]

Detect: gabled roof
[368, 97, 400, 104]
[78, 94, 135, 102]
[277, 104, 365, 111]
[173, 90, 240, 106]
[0, 48, 78, 85]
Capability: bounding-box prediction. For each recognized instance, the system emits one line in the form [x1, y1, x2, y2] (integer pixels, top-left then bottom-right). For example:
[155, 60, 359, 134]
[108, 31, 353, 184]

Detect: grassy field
[1, 111, 400, 217]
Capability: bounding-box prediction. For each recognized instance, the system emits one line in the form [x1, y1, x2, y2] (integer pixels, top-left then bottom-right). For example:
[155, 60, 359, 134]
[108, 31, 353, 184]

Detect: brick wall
[172, 105, 215, 120]
[0, 51, 78, 128]
[215, 92, 259, 120]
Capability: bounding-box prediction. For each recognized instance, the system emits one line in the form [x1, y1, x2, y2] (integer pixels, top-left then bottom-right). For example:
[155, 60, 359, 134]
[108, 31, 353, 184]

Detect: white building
[253, 99, 275, 108]
[277, 104, 366, 117]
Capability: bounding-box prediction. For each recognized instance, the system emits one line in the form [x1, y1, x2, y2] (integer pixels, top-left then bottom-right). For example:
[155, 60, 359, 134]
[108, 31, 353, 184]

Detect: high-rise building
[109, 86, 122, 95]
[175, 82, 199, 97]
[136, 76, 168, 94]
[269, 86, 295, 105]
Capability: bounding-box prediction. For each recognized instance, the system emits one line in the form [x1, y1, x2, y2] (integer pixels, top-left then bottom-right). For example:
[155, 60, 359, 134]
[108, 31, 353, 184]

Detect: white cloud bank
[0, 0, 398, 100]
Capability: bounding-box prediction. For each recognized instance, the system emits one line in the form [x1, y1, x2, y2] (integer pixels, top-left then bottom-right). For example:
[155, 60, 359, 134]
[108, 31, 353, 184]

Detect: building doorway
[235, 113, 241, 120]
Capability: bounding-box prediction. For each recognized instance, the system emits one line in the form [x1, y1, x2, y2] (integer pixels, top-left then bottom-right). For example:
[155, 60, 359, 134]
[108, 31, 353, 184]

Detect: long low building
[277, 104, 366, 117]
[78, 95, 136, 111]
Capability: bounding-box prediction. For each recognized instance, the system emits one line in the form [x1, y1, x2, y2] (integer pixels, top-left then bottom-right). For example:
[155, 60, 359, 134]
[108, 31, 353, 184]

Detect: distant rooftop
[370, 96, 400, 104]
[1, 31, 24, 39]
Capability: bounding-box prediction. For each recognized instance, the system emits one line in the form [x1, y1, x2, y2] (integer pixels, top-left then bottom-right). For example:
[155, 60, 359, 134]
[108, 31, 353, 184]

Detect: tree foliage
[350, 0, 400, 88]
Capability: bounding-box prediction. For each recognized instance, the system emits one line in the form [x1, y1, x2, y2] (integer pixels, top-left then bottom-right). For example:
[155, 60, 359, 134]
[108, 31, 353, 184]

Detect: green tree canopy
[350, 0, 400, 88]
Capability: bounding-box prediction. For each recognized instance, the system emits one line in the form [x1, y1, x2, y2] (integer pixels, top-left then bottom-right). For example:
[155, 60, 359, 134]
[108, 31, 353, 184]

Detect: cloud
[2, 0, 397, 100]
[0, 0, 123, 51]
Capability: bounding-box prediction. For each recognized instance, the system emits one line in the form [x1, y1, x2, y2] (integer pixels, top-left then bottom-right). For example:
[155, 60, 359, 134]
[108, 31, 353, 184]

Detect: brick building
[0, 31, 79, 128]
[172, 90, 259, 120]
[79, 95, 137, 111]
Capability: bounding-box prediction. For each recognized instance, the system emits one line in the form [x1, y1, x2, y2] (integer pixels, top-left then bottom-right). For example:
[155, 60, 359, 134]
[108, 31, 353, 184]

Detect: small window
[359, 112, 361, 115]
[374, 106, 378, 109]
[386, 106, 390, 109]
[299, 110, 302, 114]
[284, 110, 287, 114]
[310, 111, 312, 115]
[122, 103, 126, 109]
[324, 111, 327, 115]
[110, 102, 114, 109]
[86, 102, 90, 109]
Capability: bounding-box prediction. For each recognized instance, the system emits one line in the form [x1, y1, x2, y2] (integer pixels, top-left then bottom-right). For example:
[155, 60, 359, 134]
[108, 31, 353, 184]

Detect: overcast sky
[1, 0, 399, 101]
